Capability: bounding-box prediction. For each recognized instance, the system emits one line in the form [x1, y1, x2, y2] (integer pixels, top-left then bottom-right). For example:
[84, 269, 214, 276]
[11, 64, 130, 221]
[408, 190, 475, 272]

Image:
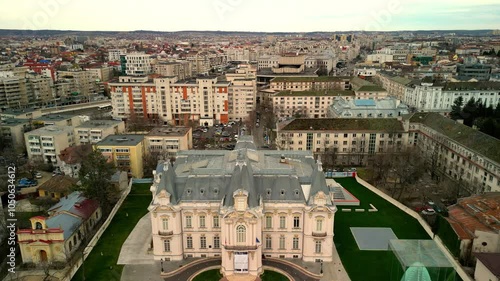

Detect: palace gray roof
[154, 137, 324, 207]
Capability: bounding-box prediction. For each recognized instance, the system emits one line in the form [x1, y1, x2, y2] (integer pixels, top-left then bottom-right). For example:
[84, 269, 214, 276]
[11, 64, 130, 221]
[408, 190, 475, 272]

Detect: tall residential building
[74, 120, 126, 145]
[227, 79, 256, 122]
[153, 61, 193, 80]
[95, 134, 145, 178]
[145, 126, 192, 157]
[0, 72, 27, 108]
[120, 53, 154, 76]
[109, 76, 230, 126]
[56, 70, 100, 97]
[24, 125, 76, 165]
[108, 49, 127, 62]
[149, 136, 336, 277]
[0, 118, 32, 150]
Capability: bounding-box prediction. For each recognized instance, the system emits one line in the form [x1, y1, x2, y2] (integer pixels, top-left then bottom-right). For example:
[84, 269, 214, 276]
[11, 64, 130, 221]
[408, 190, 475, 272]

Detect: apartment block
[0, 72, 28, 108]
[25, 125, 76, 165]
[110, 76, 230, 126]
[75, 120, 125, 144]
[153, 61, 193, 80]
[86, 66, 114, 82]
[273, 90, 355, 119]
[278, 118, 408, 166]
[145, 126, 192, 157]
[95, 134, 145, 178]
[376, 72, 412, 101]
[56, 70, 100, 97]
[120, 53, 154, 76]
[108, 49, 126, 62]
[228, 79, 256, 121]
[0, 118, 32, 150]
[33, 114, 82, 128]
[0, 108, 43, 121]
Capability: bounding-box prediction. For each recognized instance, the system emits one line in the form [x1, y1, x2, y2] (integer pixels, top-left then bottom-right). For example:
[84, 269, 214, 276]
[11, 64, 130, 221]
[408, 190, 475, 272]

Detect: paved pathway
[263, 260, 320, 281]
[163, 259, 221, 281]
[118, 213, 153, 265]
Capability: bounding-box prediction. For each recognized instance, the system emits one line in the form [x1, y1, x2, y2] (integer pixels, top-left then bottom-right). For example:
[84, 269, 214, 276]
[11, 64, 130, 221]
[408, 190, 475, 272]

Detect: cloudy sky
[1, 0, 499, 32]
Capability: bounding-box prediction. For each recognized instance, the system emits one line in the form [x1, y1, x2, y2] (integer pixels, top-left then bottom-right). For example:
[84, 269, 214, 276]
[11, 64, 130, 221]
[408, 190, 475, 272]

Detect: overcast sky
[1, 0, 499, 32]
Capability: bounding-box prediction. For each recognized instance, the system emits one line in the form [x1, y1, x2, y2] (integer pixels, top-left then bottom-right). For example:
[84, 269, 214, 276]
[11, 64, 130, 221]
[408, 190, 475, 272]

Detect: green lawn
[333, 178, 431, 281]
[192, 269, 222, 281]
[71, 183, 152, 281]
[261, 270, 289, 281]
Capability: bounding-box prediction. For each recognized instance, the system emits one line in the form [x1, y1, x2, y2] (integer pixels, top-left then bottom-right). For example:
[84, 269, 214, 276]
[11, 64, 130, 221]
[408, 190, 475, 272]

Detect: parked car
[17, 178, 38, 187]
[34, 172, 42, 179]
[421, 208, 436, 215]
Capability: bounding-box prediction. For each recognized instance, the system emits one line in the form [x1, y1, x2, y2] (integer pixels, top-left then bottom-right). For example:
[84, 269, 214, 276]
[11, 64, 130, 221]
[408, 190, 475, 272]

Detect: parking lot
[192, 122, 246, 150]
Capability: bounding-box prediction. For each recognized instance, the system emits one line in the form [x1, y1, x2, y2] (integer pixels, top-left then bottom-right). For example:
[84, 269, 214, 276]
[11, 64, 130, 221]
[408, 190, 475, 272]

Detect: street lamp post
[320, 260, 323, 275]
[160, 258, 164, 273]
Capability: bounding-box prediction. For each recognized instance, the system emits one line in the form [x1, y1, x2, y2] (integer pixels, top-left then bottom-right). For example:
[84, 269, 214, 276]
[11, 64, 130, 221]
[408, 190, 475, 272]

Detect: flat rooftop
[147, 126, 190, 136]
[77, 120, 123, 128]
[35, 114, 75, 122]
[274, 90, 355, 97]
[26, 125, 74, 136]
[1, 107, 41, 116]
[0, 118, 30, 127]
[97, 134, 144, 146]
[271, 76, 352, 82]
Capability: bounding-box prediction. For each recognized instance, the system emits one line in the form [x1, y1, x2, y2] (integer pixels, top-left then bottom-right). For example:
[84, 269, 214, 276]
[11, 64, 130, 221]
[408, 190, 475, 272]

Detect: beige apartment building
[145, 126, 192, 158]
[153, 61, 193, 80]
[272, 90, 355, 119]
[74, 120, 125, 144]
[95, 134, 145, 178]
[25, 125, 76, 165]
[0, 118, 31, 151]
[149, 136, 336, 278]
[0, 108, 43, 121]
[121, 53, 154, 76]
[57, 70, 99, 97]
[228, 79, 256, 121]
[278, 118, 408, 166]
[110, 76, 230, 126]
[0, 72, 28, 108]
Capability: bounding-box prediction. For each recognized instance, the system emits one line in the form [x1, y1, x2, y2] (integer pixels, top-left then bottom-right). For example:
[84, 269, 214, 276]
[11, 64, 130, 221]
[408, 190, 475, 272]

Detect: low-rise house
[17, 191, 101, 264]
[38, 175, 78, 199]
[58, 144, 93, 177]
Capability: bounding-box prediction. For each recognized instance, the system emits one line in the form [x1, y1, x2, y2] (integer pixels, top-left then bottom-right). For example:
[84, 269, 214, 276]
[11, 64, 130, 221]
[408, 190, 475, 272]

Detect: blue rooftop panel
[354, 99, 376, 106]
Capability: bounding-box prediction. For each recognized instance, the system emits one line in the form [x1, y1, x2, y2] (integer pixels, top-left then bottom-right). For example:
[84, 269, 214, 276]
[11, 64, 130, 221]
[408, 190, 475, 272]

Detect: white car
[422, 208, 436, 215]
[35, 172, 42, 179]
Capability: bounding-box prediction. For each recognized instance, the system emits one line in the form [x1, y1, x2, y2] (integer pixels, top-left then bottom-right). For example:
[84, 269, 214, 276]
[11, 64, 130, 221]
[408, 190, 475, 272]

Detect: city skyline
[1, 0, 500, 33]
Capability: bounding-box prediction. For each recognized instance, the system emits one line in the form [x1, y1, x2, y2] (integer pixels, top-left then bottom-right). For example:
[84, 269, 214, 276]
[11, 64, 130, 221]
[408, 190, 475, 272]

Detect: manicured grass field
[192, 269, 222, 281]
[333, 177, 430, 281]
[260, 270, 289, 281]
[71, 183, 152, 281]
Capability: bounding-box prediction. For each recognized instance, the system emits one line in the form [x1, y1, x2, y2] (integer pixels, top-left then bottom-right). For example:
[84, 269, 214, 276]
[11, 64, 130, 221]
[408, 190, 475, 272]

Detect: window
[293, 237, 299, 250]
[265, 215, 272, 229]
[237, 225, 246, 243]
[265, 236, 272, 249]
[200, 236, 207, 249]
[316, 219, 323, 232]
[214, 236, 220, 249]
[279, 216, 286, 229]
[279, 236, 285, 250]
[163, 240, 170, 252]
[199, 215, 206, 228]
[315, 241, 322, 253]
[187, 236, 193, 249]
[293, 216, 300, 228]
[162, 218, 168, 230]
[186, 216, 192, 228]
[213, 215, 219, 228]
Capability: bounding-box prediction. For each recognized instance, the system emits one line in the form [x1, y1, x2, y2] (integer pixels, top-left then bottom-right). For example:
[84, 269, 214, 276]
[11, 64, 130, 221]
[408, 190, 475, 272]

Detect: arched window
[236, 225, 246, 243]
[35, 222, 43, 230]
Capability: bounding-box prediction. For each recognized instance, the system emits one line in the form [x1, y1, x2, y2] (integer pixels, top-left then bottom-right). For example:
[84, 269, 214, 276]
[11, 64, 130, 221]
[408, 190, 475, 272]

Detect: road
[163, 259, 221, 281]
[263, 260, 320, 281]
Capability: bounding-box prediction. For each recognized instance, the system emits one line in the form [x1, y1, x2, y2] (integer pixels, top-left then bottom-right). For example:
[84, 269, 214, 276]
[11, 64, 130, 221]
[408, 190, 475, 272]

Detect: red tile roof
[447, 192, 500, 240]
